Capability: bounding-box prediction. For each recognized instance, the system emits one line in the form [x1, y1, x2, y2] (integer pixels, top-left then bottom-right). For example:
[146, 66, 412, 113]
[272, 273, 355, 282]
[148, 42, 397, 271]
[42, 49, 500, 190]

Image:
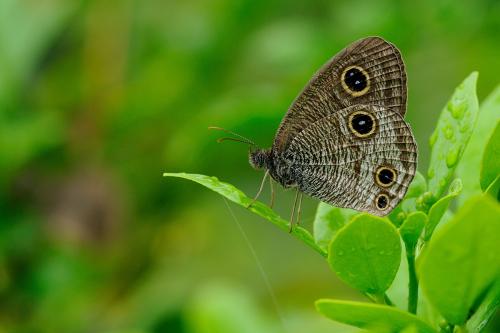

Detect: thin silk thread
[222, 198, 288, 333]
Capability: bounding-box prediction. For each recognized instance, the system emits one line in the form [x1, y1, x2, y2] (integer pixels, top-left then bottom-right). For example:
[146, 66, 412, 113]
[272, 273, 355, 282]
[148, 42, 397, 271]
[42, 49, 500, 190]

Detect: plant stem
[407, 249, 418, 314]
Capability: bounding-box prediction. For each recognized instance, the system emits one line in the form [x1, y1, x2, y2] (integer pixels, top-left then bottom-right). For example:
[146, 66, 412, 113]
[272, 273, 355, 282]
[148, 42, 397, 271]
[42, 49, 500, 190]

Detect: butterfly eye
[375, 193, 390, 210]
[348, 111, 377, 138]
[375, 166, 397, 187]
[341, 65, 370, 96]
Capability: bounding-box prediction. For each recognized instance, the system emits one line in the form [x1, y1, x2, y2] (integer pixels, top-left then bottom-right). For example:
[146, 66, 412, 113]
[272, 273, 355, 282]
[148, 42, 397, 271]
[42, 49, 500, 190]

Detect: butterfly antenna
[208, 126, 256, 147]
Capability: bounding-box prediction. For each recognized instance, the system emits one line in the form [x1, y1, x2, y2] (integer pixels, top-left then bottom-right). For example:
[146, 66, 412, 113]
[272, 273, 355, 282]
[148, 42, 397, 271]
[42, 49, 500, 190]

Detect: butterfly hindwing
[283, 105, 417, 216]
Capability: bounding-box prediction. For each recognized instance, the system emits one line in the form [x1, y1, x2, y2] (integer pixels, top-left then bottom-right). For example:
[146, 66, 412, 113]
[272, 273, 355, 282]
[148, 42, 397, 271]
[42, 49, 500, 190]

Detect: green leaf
[485, 175, 500, 201]
[466, 280, 500, 333]
[399, 211, 427, 250]
[315, 299, 437, 333]
[424, 178, 463, 241]
[427, 72, 479, 200]
[456, 85, 500, 204]
[480, 121, 500, 191]
[328, 214, 401, 294]
[313, 202, 358, 251]
[419, 195, 500, 325]
[163, 173, 327, 257]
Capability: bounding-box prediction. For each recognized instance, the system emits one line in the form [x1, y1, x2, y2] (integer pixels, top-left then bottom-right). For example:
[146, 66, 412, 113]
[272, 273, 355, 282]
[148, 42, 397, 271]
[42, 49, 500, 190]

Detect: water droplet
[451, 103, 466, 120]
[460, 122, 471, 133]
[446, 148, 459, 168]
[443, 125, 454, 140]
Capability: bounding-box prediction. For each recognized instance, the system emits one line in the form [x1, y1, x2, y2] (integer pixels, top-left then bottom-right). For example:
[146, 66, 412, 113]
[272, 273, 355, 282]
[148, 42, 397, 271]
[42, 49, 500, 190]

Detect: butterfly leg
[269, 179, 275, 209]
[247, 170, 269, 208]
[296, 193, 303, 226]
[289, 189, 300, 233]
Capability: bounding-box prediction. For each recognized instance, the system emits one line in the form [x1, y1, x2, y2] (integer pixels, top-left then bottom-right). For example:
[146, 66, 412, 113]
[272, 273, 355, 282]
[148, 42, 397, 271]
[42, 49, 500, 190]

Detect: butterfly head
[249, 148, 271, 170]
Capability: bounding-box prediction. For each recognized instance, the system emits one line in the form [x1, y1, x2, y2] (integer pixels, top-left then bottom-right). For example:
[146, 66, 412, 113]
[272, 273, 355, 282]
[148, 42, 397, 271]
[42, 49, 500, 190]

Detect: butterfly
[212, 36, 417, 228]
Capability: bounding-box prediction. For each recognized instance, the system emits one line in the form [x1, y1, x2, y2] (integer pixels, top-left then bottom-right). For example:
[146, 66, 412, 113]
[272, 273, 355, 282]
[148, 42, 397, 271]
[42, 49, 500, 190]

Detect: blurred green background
[1, 0, 499, 332]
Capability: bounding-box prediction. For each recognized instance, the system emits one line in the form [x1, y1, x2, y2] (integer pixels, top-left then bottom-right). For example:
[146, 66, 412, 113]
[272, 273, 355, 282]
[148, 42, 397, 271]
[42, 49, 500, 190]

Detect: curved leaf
[466, 280, 500, 333]
[456, 85, 500, 204]
[419, 195, 500, 325]
[424, 178, 463, 241]
[480, 121, 500, 191]
[485, 175, 500, 201]
[163, 173, 327, 257]
[328, 214, 401, 294]
[399, 211, 427, 250]
[313, 202, 357, 251]
[315, 299, 437, 333]
[427, 72, 479, 200]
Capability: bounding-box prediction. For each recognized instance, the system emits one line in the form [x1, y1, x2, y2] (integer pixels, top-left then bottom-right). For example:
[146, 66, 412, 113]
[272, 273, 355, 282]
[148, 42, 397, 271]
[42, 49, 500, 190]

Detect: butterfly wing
[273, 36, 407, 155]
[283, 105, 417, 216]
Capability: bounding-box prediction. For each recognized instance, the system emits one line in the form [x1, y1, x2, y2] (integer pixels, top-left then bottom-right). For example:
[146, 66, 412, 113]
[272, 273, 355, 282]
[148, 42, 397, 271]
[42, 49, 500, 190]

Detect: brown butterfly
[212, 36, 417, 229]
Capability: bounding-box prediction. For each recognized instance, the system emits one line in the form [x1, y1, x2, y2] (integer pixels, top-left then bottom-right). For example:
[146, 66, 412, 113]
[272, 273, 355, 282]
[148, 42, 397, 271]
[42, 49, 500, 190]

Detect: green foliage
[427, 72, 479, 201]
[3, 0, 500, 331]
[481, 122, 500, 192]
[165, 73, 500, 332]
[466, 281, 500, 333]
[424, 178, 462, 241]
[419, 195, 500, 325]
[328, 214, 401, 295]
[315, 299, 437, 333]
[456, 85, 500, 203]
[163, 172, 327, 257]
[313, 203, 357, 251]
[399, 212, 426, 251]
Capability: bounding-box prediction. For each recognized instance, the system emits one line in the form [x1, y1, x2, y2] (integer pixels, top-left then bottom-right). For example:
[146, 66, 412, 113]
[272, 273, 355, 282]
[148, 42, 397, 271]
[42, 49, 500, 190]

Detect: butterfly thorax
[249, 148, 297, 188]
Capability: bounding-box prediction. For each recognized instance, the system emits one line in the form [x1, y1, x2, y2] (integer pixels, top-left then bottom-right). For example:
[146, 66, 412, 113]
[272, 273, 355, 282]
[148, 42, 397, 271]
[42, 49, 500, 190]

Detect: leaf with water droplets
[315, 299, 437, 333]
[424, 178, 463, 241]
[313, 202, 358, 251]
[456, 85, 500, 204]
[428, 72, 479, 200]
[328, 214, 401, 294]
[419, 195, 500, 325]
[480, 122, 500, 193]
[163, 173, 327, 257]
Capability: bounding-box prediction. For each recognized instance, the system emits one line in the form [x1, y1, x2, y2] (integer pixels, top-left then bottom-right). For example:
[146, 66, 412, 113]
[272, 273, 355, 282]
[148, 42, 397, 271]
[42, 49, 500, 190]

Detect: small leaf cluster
[164, 72, 500, 332]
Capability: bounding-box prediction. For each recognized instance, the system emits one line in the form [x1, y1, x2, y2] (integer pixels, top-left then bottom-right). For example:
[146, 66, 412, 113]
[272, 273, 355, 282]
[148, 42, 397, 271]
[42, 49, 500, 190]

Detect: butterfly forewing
[273, 36, 407, 155]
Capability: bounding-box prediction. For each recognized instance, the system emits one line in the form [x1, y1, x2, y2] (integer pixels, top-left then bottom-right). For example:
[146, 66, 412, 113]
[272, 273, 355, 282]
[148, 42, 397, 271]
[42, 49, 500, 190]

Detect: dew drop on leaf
[446, 148, 460, 168]
[443, 125, 454, 140]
